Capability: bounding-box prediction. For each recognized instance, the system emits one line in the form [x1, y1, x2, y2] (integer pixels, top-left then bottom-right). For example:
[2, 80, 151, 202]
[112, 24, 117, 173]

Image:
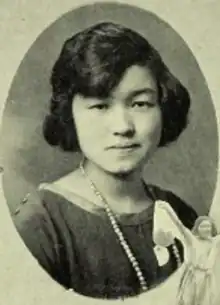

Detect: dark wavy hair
[43, 22, 191, 151]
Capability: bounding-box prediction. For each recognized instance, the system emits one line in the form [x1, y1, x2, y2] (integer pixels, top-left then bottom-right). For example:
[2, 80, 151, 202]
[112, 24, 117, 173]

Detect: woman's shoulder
[12, 185, 68, 276]
[13, 176, 99, 231]
[12, 185, 52, 224]
[147, 184, 198, 229]
[12, 181, 73, 230]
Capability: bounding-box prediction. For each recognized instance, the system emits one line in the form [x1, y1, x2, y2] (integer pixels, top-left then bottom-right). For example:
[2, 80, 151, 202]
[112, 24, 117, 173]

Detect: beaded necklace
[79, 161, 181, 292]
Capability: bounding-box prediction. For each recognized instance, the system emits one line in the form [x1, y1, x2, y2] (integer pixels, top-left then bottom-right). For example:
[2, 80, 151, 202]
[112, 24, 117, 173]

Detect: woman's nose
[109, 106, 135, 136]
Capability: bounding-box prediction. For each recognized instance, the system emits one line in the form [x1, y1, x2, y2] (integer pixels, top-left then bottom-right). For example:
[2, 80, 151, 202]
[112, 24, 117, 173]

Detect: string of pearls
[80, 160, 181, 292]
[172, 243, 182, 268]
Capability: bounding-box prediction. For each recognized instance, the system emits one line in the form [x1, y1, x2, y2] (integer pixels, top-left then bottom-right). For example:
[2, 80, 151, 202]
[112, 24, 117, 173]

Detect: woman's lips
[107, 144, 140, 151]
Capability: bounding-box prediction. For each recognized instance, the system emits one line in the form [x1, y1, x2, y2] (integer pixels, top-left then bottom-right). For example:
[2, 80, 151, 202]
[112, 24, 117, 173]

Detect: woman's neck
[82, 159, 150, 212]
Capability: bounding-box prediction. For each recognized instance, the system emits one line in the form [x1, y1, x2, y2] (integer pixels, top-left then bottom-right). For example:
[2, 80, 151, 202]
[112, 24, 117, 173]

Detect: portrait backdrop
[0, 2, 218, 216]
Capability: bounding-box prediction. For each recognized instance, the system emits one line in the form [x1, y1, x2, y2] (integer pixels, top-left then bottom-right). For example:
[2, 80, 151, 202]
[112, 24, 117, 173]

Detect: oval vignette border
[0, 4, 217, 302]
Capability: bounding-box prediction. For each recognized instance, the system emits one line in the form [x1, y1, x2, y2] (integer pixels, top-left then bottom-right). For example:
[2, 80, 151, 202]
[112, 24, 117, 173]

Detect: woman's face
[197, 220, 212, 239]
[72, 65, 162, 175]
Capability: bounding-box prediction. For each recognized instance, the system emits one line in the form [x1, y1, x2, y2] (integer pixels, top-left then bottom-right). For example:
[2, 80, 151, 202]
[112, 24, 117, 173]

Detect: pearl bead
[130, 256, 136, 263]
[139, 275, 145, 282]
[124, 243, 130, 250]
[127, 252, 134, 259]
[133, 261, 138, 267]
[106, 208, 111, 214]
[134, 267, 141, 274]
[114, 228, 121, 235]
[118, 232, 124, 240]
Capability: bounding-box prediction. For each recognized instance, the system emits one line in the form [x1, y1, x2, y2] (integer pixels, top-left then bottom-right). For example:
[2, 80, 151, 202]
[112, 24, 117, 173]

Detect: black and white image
[1, 3, 219, 303]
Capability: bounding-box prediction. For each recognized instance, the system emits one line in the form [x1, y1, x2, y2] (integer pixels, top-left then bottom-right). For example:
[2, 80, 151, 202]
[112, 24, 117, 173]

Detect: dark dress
[13, 183, 197, 299]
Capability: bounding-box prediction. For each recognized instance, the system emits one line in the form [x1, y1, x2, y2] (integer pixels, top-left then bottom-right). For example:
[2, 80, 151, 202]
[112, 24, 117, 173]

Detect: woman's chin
[104, 163, 141, 177]
[86, 157, 145, 177]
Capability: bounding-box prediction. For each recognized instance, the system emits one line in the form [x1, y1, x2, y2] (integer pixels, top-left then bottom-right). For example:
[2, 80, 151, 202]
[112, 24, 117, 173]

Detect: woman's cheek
[140, 113, 162, 139]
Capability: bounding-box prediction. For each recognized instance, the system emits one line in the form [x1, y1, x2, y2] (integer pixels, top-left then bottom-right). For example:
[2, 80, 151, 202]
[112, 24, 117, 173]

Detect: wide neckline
[39, 182, 156, 226]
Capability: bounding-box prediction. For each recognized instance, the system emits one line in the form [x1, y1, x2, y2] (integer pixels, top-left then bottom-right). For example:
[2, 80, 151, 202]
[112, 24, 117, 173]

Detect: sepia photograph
[0, 1, 220, 304]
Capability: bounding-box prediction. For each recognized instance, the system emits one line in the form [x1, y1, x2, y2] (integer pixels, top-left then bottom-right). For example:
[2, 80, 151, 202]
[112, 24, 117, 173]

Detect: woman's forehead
[110, 65, 157, 99]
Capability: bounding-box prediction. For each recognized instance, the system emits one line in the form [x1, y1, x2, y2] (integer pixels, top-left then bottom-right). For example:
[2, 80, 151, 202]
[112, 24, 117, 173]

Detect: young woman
[13, 22, 197, 299]
[159, 201, 219, 305]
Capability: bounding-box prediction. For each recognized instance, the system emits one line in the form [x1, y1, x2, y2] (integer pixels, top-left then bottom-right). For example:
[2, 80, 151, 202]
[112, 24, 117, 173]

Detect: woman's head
[192, 216, 217, 239]
[43, 22, 190, 173]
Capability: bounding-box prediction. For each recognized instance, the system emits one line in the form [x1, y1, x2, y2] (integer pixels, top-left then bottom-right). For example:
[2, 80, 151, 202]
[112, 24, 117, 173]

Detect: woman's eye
[132, 101, 154, 108]
[89, 104, 108, 110]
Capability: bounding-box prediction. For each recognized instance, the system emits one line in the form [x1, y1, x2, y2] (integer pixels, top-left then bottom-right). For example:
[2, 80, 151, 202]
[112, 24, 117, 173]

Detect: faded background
[0, 1, 220, 305]
[0, 2, 218, 216]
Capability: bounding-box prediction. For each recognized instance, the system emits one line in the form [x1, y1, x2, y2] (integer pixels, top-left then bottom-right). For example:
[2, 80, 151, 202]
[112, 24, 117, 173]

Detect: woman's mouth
[107, 144, 140, 152]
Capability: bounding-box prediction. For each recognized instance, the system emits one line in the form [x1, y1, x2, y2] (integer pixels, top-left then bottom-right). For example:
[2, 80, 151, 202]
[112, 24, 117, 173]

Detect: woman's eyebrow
[109, 88, 156, 102]
[127, 88, 157, 99]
